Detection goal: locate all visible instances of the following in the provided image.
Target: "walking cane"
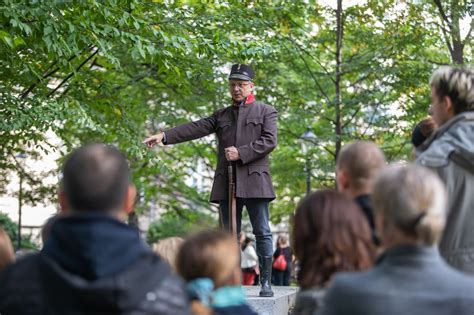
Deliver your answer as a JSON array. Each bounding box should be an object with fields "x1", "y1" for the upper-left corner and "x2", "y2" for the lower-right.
[{"x1": 227, "y1": 162, "x2": 237, "y2": 237}]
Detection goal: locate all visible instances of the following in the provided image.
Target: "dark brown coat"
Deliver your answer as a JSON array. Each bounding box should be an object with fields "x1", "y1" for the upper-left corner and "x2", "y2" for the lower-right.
[{"x1": 164, "y1": 101, "x2": 277, "y2": 203}]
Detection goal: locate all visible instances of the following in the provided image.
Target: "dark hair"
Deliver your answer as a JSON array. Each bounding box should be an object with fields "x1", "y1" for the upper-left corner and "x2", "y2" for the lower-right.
[
  {"x1": 430, "y1": 66, "x2": 474, "y2": 114},
  {"x1": 241, "y1": 236, "x2": 253, "y2": 251},
  {"x1": 62, "y1": 144, "x2": 131, "y2": 212},
  {"x1": 292, "y1": 190, "x2": 375, "y2": 289},
  {"x1": 411, "y1": 117, "x2": 437, "y2": 148}
]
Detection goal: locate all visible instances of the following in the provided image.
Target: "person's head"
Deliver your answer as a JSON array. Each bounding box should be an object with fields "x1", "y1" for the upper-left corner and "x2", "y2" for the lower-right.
[
  {"x1": 292, "y1": 190, "x2": 375, "y2": 289},
  {"x1": 177, "y1": 230, "x2": 240, "y2": 289},
  {"x1": 411, "y1": 117, "x2": 437, "y2": 149},
  {"x1": 429, "y1": 66, "x2": 474, "y2": 126},
  {"x1": 152, "y1": 237, "x2": 184, "y2": 273},
  {"x1": 228, "y1": 64, "x2": 255, "y2": 103},
  {"x1": 243, "y1": 236, "x2": 253, "y2": 246},
  {"x1": 373, "y1": 164, "x2": 447, "y2": 248},
  {"x1": 59, "y1": 143, "x2": 136, "y2": 220},
  {"x1": 336, "y1": 141, "x2": 386, "y2": 198},
  {"x1": 277, "y1": 235, "x2": 288, "y2": 247},
  {"x1": 0, "y1": 227, "x2": 15, "y2": 272}
]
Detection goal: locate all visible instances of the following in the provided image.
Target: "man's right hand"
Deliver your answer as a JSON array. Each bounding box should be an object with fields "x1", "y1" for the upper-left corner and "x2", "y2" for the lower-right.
[{"x1": 143, "y1": 132, "x2": 164, "y2": 148}]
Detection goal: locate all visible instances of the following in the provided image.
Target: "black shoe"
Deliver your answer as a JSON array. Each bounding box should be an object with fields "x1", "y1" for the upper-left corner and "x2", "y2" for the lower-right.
[{"x1": 258, "y1": 255, "x2": 274, "y2": 297}]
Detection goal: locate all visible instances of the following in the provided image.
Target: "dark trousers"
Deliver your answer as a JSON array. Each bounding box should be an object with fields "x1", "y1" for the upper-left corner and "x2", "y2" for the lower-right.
[
  {"x1": 219, "y1": 198, "x2": 273, "y2": 256},
  {"x1": 273, "y1": 267, "x2": 291, "y2": 286}
]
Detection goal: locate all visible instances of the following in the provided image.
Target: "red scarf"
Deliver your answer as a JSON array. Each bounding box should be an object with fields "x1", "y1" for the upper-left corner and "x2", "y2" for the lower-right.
[
  {"x1": 233, "y1": 93, "x2": 255, "y2": 106},
  {"x1": 245, "y1": 93, "x2": 255, "y2": 105}
]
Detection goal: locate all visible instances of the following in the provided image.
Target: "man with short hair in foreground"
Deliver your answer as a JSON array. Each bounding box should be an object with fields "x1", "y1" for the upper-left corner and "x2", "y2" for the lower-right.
[{"x1": 0, "y1": 144, "x2": 189, "y2": 314}]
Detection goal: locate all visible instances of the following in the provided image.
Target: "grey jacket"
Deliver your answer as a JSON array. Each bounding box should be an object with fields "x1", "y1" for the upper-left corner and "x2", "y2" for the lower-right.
[
  {"x1": 416, "y1": 112, "x2": 474, "y2": 273},
  {"x1": 164, "y1": 100, "x2": 277, "y2": 202},
  {"x1": 292, "y1": 287, "x2": 325, "y2": 315},
  {"x1": 316, "y1": 245, "x2": 474, "y2": 315}
]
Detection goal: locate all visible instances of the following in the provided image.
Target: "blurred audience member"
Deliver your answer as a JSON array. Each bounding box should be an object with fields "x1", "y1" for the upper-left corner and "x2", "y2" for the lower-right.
[
  {"x1": 0, "y1": 228, "x2": 15, "y2": 273},
  {"x1": 272, "y1": 235, "x2": 293, "y2": 286},
  {"x1": 153, "y1": 236, "x2": 184, "y2": 273},
  {"x1": 317, "y1": 164, "x2": 474, "y2": 315},
  {"x1": 336, "y1": 141, "x2": 386, "y2": 245},
  {"x1": 177, "y1": 230, "x2": 257, "y2": 315},
  {"x1": 0, "y1": 144, "x2": 189, "y2": 314},
  {"x1": 241, "y1": 236, "x2": 259, "y2": 286},
  {"x1": 292, "y1": 190, "x2": 375, "y2": 315},
  {"x1": 416, "y1": 66, "x2": 474, "y2": 273}
]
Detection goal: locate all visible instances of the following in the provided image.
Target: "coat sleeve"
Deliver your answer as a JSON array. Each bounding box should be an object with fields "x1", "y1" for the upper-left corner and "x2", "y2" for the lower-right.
[
  {"x1": 237, "y1": 107, "x2": 277, "y2": 165},
  {"x1": 164, "y1": 113, "x2": 217, "y2": 145}
]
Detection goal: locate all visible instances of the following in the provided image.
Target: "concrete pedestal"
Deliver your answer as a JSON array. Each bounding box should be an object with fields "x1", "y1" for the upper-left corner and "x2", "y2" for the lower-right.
[{"x1": 244, "y1": 286, "x2": 298, "y2": 315}]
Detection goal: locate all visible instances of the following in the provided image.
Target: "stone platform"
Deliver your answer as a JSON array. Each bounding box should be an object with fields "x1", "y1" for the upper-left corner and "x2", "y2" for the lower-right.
[{"x1": 244, "y1": 286, "x2": 299, "y2": 315}]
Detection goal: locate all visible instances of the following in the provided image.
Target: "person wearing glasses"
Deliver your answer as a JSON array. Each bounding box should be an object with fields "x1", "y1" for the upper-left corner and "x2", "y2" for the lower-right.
[{"x1": 144, "y1": 64, "x2": 278, "y2": 297}]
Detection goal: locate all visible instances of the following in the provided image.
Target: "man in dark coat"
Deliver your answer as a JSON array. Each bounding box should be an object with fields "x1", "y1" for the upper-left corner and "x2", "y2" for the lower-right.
[
  {"x1": 144, "y1": 64, "x2": 277, "y2": 296},
  {"x1": 0, "y1": 144, "x2": 189, "y2": 315}
]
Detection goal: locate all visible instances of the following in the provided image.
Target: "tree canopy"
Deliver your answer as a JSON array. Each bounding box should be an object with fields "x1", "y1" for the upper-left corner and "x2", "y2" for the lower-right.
[{"x1": 1, "y1": 1, "x2": 472, "y2": 226}]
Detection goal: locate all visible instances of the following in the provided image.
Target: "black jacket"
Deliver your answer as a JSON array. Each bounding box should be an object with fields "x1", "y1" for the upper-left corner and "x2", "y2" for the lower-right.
[{"x1": 0, "y1": 214, "x2": 189, "y2": 315}]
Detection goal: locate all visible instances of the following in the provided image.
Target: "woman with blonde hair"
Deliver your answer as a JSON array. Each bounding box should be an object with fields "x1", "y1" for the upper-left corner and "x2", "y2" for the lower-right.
[
  {"x1": 177, "y1": 230, "x2": 257, "y2": 315},
  {"x1": 317, "y1": 164, "x2": 474, "y2": 315}
]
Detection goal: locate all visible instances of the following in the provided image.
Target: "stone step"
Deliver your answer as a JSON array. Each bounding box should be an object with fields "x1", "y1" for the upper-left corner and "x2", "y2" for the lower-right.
[{"x1": 244, "y1": 286, "x2": 299, "y2": 315}]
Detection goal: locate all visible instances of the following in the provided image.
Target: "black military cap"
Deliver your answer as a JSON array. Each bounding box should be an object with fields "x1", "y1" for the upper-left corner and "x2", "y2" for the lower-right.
[{"x1": 229, "y1": 64, "x2": 255, "y2": 81}]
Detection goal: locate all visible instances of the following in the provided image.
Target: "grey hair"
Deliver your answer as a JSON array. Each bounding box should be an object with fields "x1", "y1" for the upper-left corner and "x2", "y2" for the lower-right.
[
  {"x1": 373, "y1": 164, "x2": 447, "y2": 245},
  {"x1": 430, "y1": 66, "x2": 474, "y2": 114}
]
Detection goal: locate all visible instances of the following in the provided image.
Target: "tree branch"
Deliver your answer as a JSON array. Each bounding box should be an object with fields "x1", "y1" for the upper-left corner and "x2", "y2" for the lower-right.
[
  {"x1": 47, "y1": 47, "x2": 98, "y2": 98},
  {"x1": 20, "y1": 45, "x2": 94, "y2": 99},
  {"x1": 462, "y1": 24, "x2": 472, "y2": 45},
  {"x1": 432, "y1": 0, "x2": 451, "y2": 27}
]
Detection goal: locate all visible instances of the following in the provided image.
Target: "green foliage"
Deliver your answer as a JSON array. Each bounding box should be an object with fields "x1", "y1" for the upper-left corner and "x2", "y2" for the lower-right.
[
  {"x1": 0, "y1": 212, "x2": 39, "y2": 250},
  {"x1": 146, "y1": 209, "x2": 217, "y2": 244},
  {"x1": 0, "y1": 1, "x2": 471, "y2": 226}
]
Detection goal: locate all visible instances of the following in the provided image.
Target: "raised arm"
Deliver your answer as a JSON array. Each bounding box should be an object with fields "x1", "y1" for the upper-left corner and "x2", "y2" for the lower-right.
[{"x1": 144, "y1": 114, "x2": 217, "y2": 147}]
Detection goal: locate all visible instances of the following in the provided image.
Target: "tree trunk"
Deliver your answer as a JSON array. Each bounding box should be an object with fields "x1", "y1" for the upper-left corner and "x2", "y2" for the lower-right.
[
  {"x1": 335, "y1": 0, "x2": 343, "y2": 161},
  {"x1": 433, "y1": 0, "x2": 465, "y2": 64},
  {"x1": 450, "y1": 0, "x2": 464, "y2": 64}
]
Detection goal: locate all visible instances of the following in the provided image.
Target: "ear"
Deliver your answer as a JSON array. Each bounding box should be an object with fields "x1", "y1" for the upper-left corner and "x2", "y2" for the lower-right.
[
  {"x1": 443, "y1": 95, "x2": 455, "y2": 118},
  {"x1": 58, "y1": 190, "x2": 69, "y2": 214},
  {"x1": 250, "y1": 82, "x2": 254, "y2": 90},
  {"x1": 124, "y1": 185, "x2": 137, "y2": 215},
  {"x1": 336, "y1": 169, "x2": 350, "y2": 192}
]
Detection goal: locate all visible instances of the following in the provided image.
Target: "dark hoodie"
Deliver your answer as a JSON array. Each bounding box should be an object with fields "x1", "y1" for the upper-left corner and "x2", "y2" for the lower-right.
[{"x1": 0, "y1": 213, "x2": 189, "y2": 315}]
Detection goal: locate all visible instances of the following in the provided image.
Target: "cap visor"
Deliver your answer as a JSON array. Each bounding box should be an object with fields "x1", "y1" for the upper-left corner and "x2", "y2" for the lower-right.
[{"x1": 229, "y1": 74, "x2": 252, "y2": 81}]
